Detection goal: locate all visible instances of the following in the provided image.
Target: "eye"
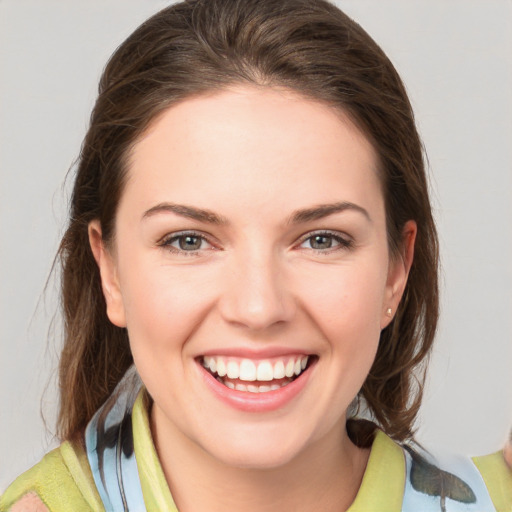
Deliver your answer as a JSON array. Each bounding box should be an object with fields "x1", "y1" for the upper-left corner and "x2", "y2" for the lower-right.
[
  {"x1": 159, "y1": 231, "x2": 214, "y2": 254},
  {"x1": 298, "y1": 231, "x2": 353, "y2": 252}
]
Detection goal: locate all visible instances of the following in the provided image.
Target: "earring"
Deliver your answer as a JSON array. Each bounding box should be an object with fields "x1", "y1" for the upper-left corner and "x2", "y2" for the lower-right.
[{"x1": 386, "y1": 307, "x2": 392, "y2": 317}]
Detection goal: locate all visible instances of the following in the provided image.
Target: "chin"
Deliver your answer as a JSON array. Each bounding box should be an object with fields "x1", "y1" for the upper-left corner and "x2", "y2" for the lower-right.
[
  {"x1": 197, "y1": 423, "x2": 316, "y2": 471},
  {"x1": 210, "y1": 445, "x2": 301, "y2": 471}
]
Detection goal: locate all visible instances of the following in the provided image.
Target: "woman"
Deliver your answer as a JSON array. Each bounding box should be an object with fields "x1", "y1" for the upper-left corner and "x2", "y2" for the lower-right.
[{"x1": 1, "y1": 0, "x2": 511, "y2": 511}]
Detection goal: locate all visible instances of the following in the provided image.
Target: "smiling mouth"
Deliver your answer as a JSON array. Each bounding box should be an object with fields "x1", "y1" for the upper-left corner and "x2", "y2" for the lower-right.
[{"x1": 200, "y1": 355, "x2": 315, "y2": 393}]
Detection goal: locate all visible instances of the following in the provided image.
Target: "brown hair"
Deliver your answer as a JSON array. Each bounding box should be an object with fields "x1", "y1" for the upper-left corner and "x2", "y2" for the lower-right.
[{"x1": 57, "y1": 0, "x2": 438, "y2": 442}]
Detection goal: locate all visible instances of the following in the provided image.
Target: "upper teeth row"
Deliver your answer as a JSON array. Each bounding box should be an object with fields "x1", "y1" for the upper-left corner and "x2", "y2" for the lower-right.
[{"x1": 202, "y1": 355, "x2": 309, "y2": 381}]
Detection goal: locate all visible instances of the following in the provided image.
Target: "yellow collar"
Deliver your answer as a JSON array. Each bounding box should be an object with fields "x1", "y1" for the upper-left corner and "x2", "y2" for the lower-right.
[{"x1": 132, "y1": 390, "x2": 405, "y2": 512}]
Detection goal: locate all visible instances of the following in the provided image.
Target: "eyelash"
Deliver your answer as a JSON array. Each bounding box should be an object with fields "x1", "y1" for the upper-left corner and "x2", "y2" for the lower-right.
[
  {"x1": 296, "y1": 230, "x2": 354, "y2": 254},
  {"x1": 158, "y1": 230, "x2": 353, "y2": 256},
  {"x1": 158, "y1": 230, "x2": 215, "y2": 256}
]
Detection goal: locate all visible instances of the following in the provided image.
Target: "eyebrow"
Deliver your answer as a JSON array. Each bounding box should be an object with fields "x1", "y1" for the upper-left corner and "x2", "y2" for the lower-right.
[
  {"x1": 142, "y1": 200, "x2": 370, "y2": 225},
  {"x1": 142, "y1": 203, "x2": 228, "y2": 225},
  {"x1": 289, "y1": 201, "x2": 371, "y2": 224}
]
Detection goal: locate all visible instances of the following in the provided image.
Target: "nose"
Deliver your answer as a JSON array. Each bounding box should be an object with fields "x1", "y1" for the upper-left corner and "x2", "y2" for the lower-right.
[{"x1": 219, "y1": 249, "x2": 296, "y2": 331}]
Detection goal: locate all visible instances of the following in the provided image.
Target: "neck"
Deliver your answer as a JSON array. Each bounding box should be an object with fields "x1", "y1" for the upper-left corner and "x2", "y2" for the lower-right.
[{"x1": 151, "y1": 407, "x2": 370, "y2": 512}]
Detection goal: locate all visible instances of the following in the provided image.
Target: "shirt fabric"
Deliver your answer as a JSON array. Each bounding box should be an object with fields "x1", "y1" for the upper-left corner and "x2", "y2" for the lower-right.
[{"x1": 2, "y1": 388, "x2": 511, "y2": 512}]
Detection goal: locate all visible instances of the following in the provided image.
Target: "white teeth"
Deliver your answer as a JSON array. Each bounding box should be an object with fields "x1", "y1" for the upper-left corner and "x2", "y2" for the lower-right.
[
  {"x1": 226, "y1": 361, "x2": 239, "y2": 379},
  {"x1": 256, "y1": 361, "x2": 274, "y2": 381},
  {"x1": 273, "y1": 360, "x2": 285, "y2": 379},
  {"x1": 204, "y1": 356, "x2": 216, "y2": 372},
  {"x1": 239, "y1": 359, "x2": 257, "y2": 381},
  {"x1": 203, "y1": 355, "x2": 311, "y2": 384},
  {"x1": 230, "y1": 380, "x2": 291, "y2": 393},
  {"x1": 285, "y1": 359, "x2": 295, "y2": 378},
  {"x1": 216, "y1": 358, "x2": 227, "y2": 377}
]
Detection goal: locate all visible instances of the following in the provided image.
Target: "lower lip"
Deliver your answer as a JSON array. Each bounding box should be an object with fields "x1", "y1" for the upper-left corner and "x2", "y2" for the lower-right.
[{"x1": 200, "y1": 363, "x2": 314, "y2": 413}]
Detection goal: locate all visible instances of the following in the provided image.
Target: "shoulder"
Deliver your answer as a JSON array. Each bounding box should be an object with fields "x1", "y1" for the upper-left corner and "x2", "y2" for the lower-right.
[
  {"x1": 0, "y1": 441, "x2": 103, "y2": 512},
  {"x1": 472, "y1": 450, "x2": 512, "y2": 512},
  {"x1": 401, "y1": 443, "x2": 512, "y2": 512}
]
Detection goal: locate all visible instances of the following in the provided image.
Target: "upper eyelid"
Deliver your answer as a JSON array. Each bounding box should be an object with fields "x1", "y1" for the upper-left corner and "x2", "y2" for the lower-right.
[
  {"x1": 294, "y1": 230, "x2": 354, "y2": 253},
  {"x1": 158, "y1": 231, "x2": 217, "y2": 257},
  {"x1": 296, "y1": 229, "x2": 352, "y2": 243},
  {"x1": 158, "y1": 230, "x2": 212, "y2": 244},
  {"x1": 156, "y1": 229, "x2": 352, "y2": 249}
]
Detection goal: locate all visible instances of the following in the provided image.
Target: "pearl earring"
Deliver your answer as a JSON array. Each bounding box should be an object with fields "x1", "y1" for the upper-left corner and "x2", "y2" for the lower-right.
[{"x1": 386, "y1": 308, "x2": 392, "y2": 317}]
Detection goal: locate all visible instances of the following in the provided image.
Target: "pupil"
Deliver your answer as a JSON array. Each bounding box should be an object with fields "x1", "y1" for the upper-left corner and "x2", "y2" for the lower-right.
[
  {"x1": 312, "y1": 235, "x2": 331, "y2": 249},
  {"x1": 179, "y1": 236, "x2": 201, "y2": 250}
]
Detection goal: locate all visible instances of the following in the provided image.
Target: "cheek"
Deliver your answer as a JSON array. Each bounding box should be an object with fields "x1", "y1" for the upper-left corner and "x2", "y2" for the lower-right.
[
  {"x1": 295, "y1": 259, "x2": 388, "y2": 338},
  {"x1": 119, "y1": 262, "x2": 221, "y2": 411},
  {"x1": 117, "y1": 252, "x2": 219, "y2": 362},
  {"x1": 294, "y1": 259, "x2": 387, "y2": 390}
]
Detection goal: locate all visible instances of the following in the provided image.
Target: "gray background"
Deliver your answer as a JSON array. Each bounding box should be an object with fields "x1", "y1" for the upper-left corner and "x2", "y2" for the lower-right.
[{"x1": 1, "y1": 0, "x2": 511, "y2": 492}]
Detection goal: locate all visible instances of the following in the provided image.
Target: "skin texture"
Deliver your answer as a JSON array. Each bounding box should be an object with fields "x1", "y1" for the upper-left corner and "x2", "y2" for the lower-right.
[
  {"x1": 11, "y1": 492, "x2": 49, "y2": 512},
  {"x1": 89, "y1": 86, "x2": 415, "y2": 512}
]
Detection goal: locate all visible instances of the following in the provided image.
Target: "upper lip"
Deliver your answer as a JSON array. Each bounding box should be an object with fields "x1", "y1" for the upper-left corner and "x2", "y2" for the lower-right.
[
  {"x1": 196, "y1": 342, "x2": 314, "y2": 359},
  {"x1": 198, "y1": 346, "x2": 315, "y2": 359}
]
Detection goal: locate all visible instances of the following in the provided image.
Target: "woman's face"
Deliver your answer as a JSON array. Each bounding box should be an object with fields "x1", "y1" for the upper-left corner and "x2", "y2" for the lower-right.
[{"x1": 91, "y1": 86, "x2": 413, "y2": 469}]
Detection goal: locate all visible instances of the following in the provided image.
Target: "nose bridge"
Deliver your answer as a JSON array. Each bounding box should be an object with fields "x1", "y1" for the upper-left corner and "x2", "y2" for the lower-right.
[{"x1": 220, "y1": 241, "x2": 294, "y2": 330}]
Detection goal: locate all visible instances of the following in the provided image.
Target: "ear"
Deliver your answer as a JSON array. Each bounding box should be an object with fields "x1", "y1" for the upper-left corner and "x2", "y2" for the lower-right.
[
  {"x1": 381, "y1": 220, "x2": 417, "y2": 329},
  {"x1": 88, "y1": 220, "x2": 127, "y2": 328}
]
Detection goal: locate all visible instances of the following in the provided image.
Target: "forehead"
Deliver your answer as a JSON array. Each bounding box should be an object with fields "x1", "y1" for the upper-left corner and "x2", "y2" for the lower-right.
[{"x1": 122, "y1": 85, "x2": 383, "y2": 220}]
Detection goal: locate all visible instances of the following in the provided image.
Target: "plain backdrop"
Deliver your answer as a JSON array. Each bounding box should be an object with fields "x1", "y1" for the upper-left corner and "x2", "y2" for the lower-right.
[{"x1": 1, "y1": 0, "x2": 511, "y2": 492}]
